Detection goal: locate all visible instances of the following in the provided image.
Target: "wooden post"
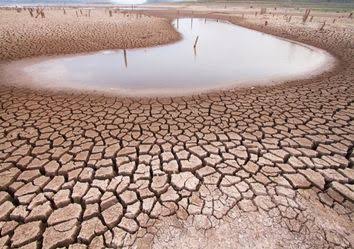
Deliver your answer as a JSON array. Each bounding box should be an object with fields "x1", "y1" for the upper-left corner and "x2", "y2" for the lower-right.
[
  {"x1": 193, "y1": 36, "x2": 199, "y2": 48},
  {"x1": 302, "y1": 9, "x2": 310, "y2": 23},
  {"x1": 34, "y1": 8, "x2": 39, "y2": 18},
  {"x1": 123, "y1": 49, "x2": 128, "y2": 68}
]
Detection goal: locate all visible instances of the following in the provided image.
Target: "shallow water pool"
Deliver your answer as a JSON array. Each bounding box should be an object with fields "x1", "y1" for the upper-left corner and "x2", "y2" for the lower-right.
[{"x1": 2, "y1": 18, "x2": 334, "y2": 96}]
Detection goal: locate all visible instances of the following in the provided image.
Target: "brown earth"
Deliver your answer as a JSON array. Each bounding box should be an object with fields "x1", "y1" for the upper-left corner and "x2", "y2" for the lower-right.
[
  {"x1": 0, "y1": 8, "x2": 180, "y2": 61},
  {"x1": 0, "y1": 4, "x2": 353, "y2": 249}
]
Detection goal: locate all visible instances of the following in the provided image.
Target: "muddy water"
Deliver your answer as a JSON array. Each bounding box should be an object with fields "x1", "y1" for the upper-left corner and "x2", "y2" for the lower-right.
[{"x1": 1, "y1": 18, "x2": 335, "y2": 96}]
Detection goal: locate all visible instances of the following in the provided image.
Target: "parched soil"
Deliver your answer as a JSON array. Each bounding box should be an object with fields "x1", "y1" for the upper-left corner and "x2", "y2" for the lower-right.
[
  {"x1": 0, "y1": 5, "x2": 353, "y2": 249},
  {"x1": 0, "y1": 8, "x2": 180, "y2": 61}
]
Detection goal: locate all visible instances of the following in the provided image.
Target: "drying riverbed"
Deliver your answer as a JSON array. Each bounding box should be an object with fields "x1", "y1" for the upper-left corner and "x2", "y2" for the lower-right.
[
  {"x1": 1, "y1": 18, "x2": 334, "y2": 96},
  {"x1": 0, "y1": 6, "x2": 353, "y2": 249}
]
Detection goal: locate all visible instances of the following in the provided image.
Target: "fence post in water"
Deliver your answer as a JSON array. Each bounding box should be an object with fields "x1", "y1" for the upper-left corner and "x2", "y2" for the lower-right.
[
  {"x1": 191, "y1": 18, "x2": 193, "y2": 29},
  {"x1": 63, "y1": 8, "x2": 66, "y2": 15},
  {"x1": 109, "y1": 10, "x2": 112, "y2": 17},
  {"x1": 193, "y1": 36, "x2": 199, "y2": 48},
  {"x1": 123, "y1": 49, "x2": 128, "y2": 68}
]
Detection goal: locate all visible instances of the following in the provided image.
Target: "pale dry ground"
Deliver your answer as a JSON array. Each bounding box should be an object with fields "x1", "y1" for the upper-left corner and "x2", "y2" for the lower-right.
[
  {"x1": 0, "y1": 8, "x2": 180, "y2": 61},
  {"x1": 0, "y1": 4, "x2": 354, "y2": 249}
]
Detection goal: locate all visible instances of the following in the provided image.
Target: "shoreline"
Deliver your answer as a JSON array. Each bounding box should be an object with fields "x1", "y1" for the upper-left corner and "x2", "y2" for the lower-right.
[
  {"x1": 0, "y1": 48, "x2": 337, "y2": 99},
  {"x1": 0, "y1": 8, "x2": 347, "y2": 99}
]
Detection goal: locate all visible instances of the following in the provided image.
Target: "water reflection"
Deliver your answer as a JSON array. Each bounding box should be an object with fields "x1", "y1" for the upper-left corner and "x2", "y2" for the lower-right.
[{"x1": 3, "y1": 18, "x2": 334, "y2": 96}]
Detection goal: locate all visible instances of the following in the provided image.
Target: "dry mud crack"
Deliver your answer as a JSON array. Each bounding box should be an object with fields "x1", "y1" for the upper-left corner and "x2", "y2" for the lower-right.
[{"x1": 0, "y1": 7, "x2": 354, "y2": 249}]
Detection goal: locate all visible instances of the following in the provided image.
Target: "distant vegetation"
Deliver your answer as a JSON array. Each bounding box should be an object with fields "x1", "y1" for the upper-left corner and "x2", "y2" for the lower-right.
[{"x1": 193, "y1": 0, "x2": 354, "y2": 11}]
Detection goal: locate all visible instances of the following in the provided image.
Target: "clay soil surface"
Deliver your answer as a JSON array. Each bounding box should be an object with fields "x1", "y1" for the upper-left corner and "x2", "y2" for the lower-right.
[{"x1": 0, "y1": 4, "x2": 353, "y2": 249}]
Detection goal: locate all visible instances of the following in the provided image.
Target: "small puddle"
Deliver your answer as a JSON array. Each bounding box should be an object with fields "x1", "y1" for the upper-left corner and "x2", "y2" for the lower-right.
[{"x1": 1, "y1": 18, "x2": 335, "y2": 96}]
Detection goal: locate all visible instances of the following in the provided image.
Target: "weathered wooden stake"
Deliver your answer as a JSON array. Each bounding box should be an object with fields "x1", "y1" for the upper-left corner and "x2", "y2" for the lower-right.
[
  {"x1": 193, "y1": 36, "x2": 199, "y2": 48},
  {"x1": 302, "y1": 9, "x2": 311, "y2": 23},
  {"x1": 123, "y1": 49, "x2": 128, "y2": 68}
]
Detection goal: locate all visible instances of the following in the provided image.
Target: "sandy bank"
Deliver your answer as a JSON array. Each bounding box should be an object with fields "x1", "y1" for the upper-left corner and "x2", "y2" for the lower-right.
[{"x1": 0, "y1": 8, "x2": 180, "y2": 61}]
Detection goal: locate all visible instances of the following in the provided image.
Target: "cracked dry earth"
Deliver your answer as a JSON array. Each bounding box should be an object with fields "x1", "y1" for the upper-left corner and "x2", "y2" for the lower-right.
[{"x1": 1, "y1": 9, "x2": 354, "y2": 249}]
